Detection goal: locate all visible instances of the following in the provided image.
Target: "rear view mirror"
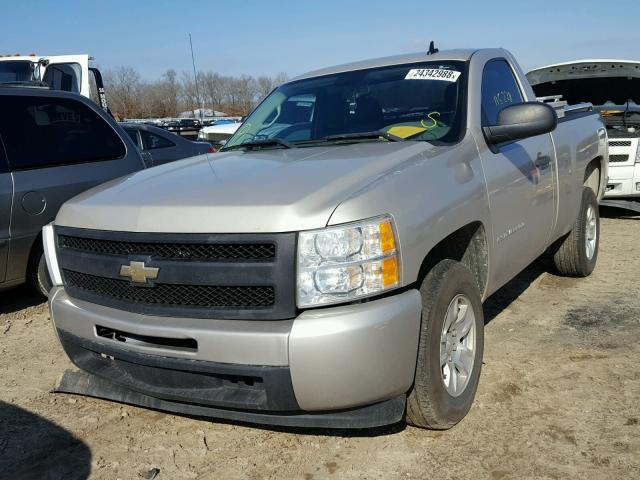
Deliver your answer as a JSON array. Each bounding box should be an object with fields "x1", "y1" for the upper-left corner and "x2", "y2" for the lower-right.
[{"x1": 483, "y1": 102, "x2": 557, "y2": 147}]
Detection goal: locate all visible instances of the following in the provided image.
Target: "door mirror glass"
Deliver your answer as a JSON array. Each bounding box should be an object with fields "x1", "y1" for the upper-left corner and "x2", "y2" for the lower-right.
[{"x1": 483, "y1": 102, "x2": 557, "y2": 146}]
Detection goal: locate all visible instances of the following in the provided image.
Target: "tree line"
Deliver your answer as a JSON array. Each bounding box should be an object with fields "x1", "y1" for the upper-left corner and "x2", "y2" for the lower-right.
[{"x1": 102, "y1": 67, "x2": 288, "y2": 120}]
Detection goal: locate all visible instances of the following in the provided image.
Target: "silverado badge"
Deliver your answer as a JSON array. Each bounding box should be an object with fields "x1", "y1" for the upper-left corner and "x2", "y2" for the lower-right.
[{"x1": 119, "y1": 261, "x2": 159, "y2": 284}]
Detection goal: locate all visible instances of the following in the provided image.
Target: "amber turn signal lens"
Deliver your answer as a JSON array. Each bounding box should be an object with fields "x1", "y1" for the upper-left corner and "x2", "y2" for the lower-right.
[
  {"x1": 379, "y1": 221, "x2": 396, "y2": 254},
  {"x1": 382, "y1": 256, "x2": 399, "y2": 287}
]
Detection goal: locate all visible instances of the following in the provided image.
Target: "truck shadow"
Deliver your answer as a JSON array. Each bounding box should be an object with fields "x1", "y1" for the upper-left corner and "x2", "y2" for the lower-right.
[
  {"x1": 483, "y1": 253, "x2": 554, "y2": 325},
  {"x1": 599, "y1": 205, "x2": 640, "y2": 220},
  {"x1": 0, "y1": 285, "x2": 45, "y2": 315},
  {"x1": 0, "y1": 401, "x2": 91, "y2": 479}
]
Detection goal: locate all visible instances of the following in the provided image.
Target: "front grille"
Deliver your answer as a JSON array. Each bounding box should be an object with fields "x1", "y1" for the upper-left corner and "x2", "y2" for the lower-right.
[
  {"x1": 56, "y1": 227, "x2": 296, "y2": 320},
  {"x1": 63, "y1": 270, "x2": 275, "y2": 309},
  {"x1": 59, "y1": 235, "x2": 275, "y2": 261},
  {"x1": 609, "y1": 154, "x2": 629, "y2": 163},
  {"x1": 609, "y1": 140, "x2": 632, "y2": 147}
]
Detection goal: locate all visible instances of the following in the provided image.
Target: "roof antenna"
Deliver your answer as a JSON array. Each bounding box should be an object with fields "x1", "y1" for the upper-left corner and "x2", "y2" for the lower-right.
[{"x1": 427, "y1": 41, "x2": 439, "y2": 55}]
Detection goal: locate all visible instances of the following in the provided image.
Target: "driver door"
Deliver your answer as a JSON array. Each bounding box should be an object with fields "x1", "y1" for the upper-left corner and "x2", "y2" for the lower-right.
[{"x1": 479, "y1": 59, "x2": 556, "y2": 287}]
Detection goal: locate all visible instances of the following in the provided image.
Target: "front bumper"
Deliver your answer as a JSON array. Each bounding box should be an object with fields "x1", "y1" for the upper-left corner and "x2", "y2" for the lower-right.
[
  {"x1": 604, "y1": 164, "x2": 640, "y2": 197},
  {"x1": 49, "y1": 287, "x2": 421, "y2": 427}
]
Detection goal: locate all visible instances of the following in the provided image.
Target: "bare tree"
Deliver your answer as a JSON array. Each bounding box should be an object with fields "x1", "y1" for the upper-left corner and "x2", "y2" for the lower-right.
[
  {"x1": 104, "y1": 66, "x2": 142, "y2": 119},
  {"x1": 103, "y1": 66, "x2": 289, "y2": 118}
]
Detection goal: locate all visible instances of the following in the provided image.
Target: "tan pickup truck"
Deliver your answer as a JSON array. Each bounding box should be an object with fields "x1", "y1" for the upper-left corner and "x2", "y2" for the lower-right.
[{"x1": 46, "y1": 48, "x2": 607, "y2": 429}]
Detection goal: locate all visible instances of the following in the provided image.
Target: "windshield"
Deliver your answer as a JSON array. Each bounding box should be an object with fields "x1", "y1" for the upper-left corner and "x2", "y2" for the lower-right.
[
  {"x1": 224, "y1": 61, "x2": 466, "y2": 149},
  {"x1": 0, "y1": 60, "x2": 35, "y2": 83}
]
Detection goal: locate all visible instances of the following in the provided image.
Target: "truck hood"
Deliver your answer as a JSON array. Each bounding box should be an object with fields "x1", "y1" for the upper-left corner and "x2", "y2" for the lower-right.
[
  {"x1": 56, "y1": 141, "x2": 439, "y2": 233},
  {"x1": 527, "y1": 59, "x2": 640, "y2": 106}
]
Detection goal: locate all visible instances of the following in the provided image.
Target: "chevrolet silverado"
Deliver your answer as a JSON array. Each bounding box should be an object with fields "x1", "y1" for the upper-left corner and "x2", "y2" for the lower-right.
[{"x1": 46, "y1": 48, "x2": 607, "y2": 429}]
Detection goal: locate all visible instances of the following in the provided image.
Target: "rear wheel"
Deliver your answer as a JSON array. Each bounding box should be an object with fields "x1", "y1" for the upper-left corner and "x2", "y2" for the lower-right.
[
  {"x1": 406, "y1": 260, "x2": 484, "y2": 429},
  {"x1": 553, "y1": 188, "x2": 599, "y2": 277}
]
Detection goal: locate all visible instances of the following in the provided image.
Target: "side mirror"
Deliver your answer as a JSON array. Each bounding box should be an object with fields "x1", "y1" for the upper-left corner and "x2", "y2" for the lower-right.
[{"x1": 483, "y1": 102, "x2": 557, "y2": 147}]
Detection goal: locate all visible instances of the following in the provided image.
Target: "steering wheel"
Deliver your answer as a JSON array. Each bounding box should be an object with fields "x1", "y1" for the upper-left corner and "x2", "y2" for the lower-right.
[{"x1": 275, "y1": 122, "x2": 312, "y2": 140}]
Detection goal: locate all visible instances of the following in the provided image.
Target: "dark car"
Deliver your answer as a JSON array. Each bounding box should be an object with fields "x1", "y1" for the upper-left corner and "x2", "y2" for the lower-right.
[
  {"x1": 121, "y1": 123, "x2": 213, "y2": 166},
  {"x1": 0, "y1": 86, "x2": 148, "y2": 296}
]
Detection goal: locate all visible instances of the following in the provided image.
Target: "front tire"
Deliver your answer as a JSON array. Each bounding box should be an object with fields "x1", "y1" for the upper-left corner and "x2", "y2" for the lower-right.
[
  {"x1": 553, "y1": 188, "x2": 599, "y2": 277},
  {"x1": 406, "y1": 260, "x2": 484, "y2": 429}
]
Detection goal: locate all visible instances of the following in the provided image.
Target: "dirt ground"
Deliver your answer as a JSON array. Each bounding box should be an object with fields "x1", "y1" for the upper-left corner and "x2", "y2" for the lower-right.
[{"x1": 1, "y1": 211, "x2": 639, "y2": 480}]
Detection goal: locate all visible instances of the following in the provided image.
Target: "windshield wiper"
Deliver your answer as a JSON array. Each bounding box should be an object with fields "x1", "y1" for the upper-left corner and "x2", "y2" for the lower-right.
[
  {"x1": 294, "y1": 130, "x2": 405, "y2": 146},
  {"x1": 323, "y1": 130, "x2": 404, "y2": 142},
  {"x1": 222, "y1": 138, "x2": 295, "y2": 151}
]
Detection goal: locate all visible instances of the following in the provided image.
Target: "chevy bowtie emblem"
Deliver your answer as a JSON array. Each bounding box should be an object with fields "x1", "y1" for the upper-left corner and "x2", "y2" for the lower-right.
[{"x1": 119, "y1": 261, "x2": 159, "y2": 284}]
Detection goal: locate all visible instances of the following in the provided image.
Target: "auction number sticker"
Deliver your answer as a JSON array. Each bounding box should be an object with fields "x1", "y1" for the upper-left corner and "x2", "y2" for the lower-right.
[{"x1": 405, "y1": 68, "x2": 461, "y2": 82}]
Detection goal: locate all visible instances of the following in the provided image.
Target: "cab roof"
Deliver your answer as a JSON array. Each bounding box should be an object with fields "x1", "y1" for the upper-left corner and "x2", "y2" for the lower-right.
[{"x1": 290, "y1": 48, "x2": 480, "y2": 82}]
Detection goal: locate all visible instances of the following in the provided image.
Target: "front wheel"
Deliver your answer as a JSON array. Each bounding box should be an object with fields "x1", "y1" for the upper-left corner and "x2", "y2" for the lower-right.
[
  {"x1": 553, "y1": 188, "x2": 599, "y2": 277},
  {"x1": 406, "y1": 260, "x2": 484, "y2": 429}
]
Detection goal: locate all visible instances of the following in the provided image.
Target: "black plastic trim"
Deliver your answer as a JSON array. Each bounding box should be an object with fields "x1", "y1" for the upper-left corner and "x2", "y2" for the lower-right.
[
  {"x1": 54, "y1": 368, "x2": 406, "y2": 429},
  {"x1": 58, "y1": 329, "x2": 300, "y2": 411}
]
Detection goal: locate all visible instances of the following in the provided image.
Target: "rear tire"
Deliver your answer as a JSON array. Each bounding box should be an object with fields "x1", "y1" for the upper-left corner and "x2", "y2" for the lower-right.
[
  {"x1": 27, "y1": 249, "x2": 52, "y2": 298},
  {"x1": 553, "y1": 188, "x2": 599, "y2": 277},
  {"x1": 406, "y1": 260, "x2": 484, "y2": 429}
]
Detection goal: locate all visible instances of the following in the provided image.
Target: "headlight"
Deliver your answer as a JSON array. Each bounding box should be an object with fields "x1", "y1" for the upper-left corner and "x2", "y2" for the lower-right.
[
  {"x1": 297, "y1": 215, "x2": 400, "y2": 307},
  {"x1": 636, "y1": 142, "x2": 640, "y2": 163},
  {"x1": 42, "y1": 223, "x2": 63, "y2": 286}
]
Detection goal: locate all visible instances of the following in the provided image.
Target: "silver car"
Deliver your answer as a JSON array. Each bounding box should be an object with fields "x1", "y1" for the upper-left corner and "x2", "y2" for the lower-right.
[{"x1": 0, "y1": 87, "x2": 145, "y2": 295}]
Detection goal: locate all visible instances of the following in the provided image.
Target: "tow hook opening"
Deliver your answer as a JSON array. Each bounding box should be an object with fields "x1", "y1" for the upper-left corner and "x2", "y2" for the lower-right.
[{"x1": 95, "y1": 325, "x2": 198, "y2": 352}]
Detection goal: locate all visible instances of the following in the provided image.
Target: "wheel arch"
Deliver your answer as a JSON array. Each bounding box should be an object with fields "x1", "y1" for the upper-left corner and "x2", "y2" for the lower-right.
[
  {"x1": 584, "y1": 156, "x2": 604, "y2": 200},
  {"x1": 415, "y1": 221, "x2": 489, "y2": 297}
]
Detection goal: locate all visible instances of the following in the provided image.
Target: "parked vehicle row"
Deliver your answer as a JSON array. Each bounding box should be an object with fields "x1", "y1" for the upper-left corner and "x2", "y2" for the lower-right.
[
  {"x1": 45, "y1": 48, "x2": 607, "y2": 430},
  {"x1": 160, "y1": 118, "x2": 202, "y2": 137}
]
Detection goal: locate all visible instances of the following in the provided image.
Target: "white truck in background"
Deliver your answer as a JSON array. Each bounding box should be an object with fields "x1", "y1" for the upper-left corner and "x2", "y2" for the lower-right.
[
  {"x1": 197, "y1": 121, "x2": 242, "y2": 149},
  {"x1": 528, "y1": 60, "x2": 640, "y2": 202},
  {"x1": 0, "y1": 54, "x2": 108, "y2": 111}
]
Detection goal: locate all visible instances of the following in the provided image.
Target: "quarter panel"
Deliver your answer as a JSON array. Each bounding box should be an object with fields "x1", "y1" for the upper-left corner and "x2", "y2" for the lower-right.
[
  {"x1": 6, "y1": 158, "x2": 141, "y2": 281},
  {"x1": 549, "y1": 115, "x2": 606, "y2": 241},
  {"x1": 10, "y1": 159, "x2": 141, "y2": 240}
]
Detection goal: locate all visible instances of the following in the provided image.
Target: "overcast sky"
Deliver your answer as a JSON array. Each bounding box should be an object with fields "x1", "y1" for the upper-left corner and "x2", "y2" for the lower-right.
[{"x1": 3, "y1": 0, "x2": 639, "y2": 79}]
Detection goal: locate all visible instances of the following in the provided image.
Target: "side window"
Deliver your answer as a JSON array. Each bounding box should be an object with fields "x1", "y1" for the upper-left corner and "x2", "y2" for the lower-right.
[
  {"x1": 124, "y1": 128, "x2": 140, "y2": 148},
  {"x1": 42, "y1": 63, "x2": 82, "y2": 94},
  {"x1": 0, "y1": 95, "x2": 126, "y2": 170},
  {"x1": 481, "y1": 60, "x2": 524, "y2": 126},
  {"x1": 141, "y1": 130, "x2": 174, "y2": 150}
]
